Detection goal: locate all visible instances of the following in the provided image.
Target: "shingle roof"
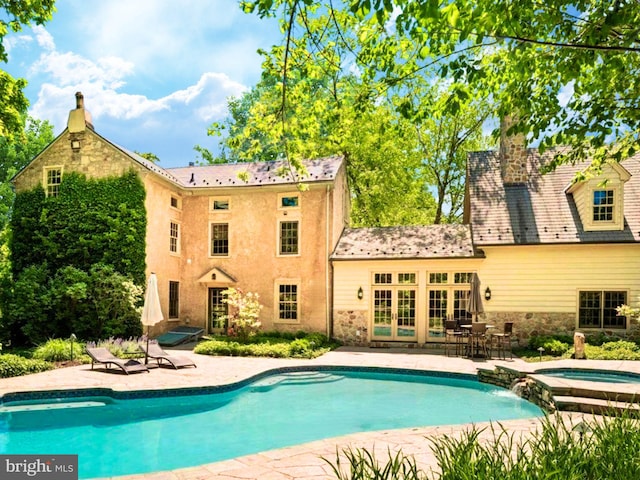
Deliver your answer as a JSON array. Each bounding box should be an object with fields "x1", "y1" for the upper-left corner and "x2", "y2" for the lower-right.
[
  {"x1": 468, "y1": 149, "x2": 640, "y2": 245},
  {"x1": 331, "y1": 224, "x2": 478, "y2": 260},
  {"x1": 166, "y1": 156, "x2": 344, "y2": 188}
]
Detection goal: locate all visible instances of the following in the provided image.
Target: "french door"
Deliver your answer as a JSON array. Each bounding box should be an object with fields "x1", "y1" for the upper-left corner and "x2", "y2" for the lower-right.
[
  {"x1": 372, "y1": 287, "x2": 417, "y2": 341},
  {"x1": 208, "y1": 287, "x2": 228, "y2": 333},
  {"x1": 427, "y1": 288, "x2": 472, "y2": 340}
]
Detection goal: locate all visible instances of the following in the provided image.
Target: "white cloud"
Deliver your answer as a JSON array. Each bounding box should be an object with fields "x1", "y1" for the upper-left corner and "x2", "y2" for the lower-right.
[{"x1": 33, "y1": 26, "x2": 55, "y2": 51}]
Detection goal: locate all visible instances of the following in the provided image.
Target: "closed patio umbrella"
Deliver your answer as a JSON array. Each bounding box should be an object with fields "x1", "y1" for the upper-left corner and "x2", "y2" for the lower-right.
[
  {"x1": 468, "y1": 272, "x2": 484, "y2": 322},
  {"x1": 141, "y1": 273, "x2": 163, "y2": 364}
]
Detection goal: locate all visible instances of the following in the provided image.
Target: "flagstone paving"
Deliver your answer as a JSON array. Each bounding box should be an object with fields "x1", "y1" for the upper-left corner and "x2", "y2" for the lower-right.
[{"x1": 1, "y1": 345, "x2": 639, "y2": 479}]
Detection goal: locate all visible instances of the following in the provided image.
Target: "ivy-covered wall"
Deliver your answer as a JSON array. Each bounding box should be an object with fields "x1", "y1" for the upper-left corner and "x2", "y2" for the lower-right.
[
  {"x1": 10, "y1": 170, "x2": 146, "y2": 283},
  {"x1": 3, "y1": 170, "x2": 147, "y2": 344}
]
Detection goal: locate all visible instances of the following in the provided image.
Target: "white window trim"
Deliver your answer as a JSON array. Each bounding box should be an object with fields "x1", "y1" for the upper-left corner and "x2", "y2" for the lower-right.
[
  {"x1": 278, "y1": 192, "x2": 301, "y2": 210},
  {"x1": 585, "y1": 184, "x2": 623, "y2": 231},
  {"x1": 210, "y1": 196, "x2": 231, "y2": 212},
  {"x1": 209, "y1": 221, "x2": 230, "y2": 258},
  {"x1": 274, "y1": 279, "x2": 301, "y2": 324},
  {"x1": 169, "y1": 220, "x2": 181, "y2": 255},
  {"x1": 43, "y1": 165, "x2": 64, "y2": 197},
  {"x1": 170, "y1": 195, "x2": 182, "y2": 211},
  {"x1": 277, "y1": 219, "x2": 301, "y2": 257}
]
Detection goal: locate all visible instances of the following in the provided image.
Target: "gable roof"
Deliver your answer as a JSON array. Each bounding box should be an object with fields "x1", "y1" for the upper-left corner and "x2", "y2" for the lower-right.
[
  {"x1": 467, "y1": 149, "x2": 640, "y2": 245},
  {"x1": 331, "y1": 224, "x2": 478, "y2": 260},
  {"x1": 167, "y1": 156, "x2": 344, "y2": 188}
]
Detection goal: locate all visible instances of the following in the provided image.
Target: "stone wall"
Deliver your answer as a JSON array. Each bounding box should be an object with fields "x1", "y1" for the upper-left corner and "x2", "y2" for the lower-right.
[
  {"x1": 13, "y1": 129, "x2": 140, "y2": 193},
  {"x1": 333, "y1": 310, "x2": 368, "y2": 346}
]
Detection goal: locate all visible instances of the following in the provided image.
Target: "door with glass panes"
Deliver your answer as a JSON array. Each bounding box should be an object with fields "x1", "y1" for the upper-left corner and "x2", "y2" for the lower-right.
[
  {"x1": 427, "y1": 272, "x2": 474, "y2": 341},
  {"x1": 371, "y1": 272, "x2": 417, "y2": 341}
]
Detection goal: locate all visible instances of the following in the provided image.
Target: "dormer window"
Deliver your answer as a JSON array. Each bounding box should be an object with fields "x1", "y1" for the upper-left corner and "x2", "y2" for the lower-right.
[
  {"x1": 564, "y1": 161, "x2": 629, "y2": 232},
  {"x1": 592, "y1": 190, "x2": 614, "y2": 222}
]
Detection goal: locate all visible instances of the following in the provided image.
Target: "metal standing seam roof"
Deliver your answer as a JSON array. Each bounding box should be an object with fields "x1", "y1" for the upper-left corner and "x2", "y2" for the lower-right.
[
  {"x1": 166, "y1": 156, "x2": 344, "y2": 188},
  {"x1": 331, "y1": 224, "x2": 478, "y2": 260},
  {"x1": 467, "y1": 149, "x2": 640, "y2": 245}
]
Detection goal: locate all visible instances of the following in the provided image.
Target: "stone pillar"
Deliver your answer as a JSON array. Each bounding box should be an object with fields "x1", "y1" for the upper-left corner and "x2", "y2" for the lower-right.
[
  {"x1": 499, "y1": 115, "x2": 528, "y2": 184},
  {"x1": 574, "y1": 332, "x2": 586, "y2": 359}
]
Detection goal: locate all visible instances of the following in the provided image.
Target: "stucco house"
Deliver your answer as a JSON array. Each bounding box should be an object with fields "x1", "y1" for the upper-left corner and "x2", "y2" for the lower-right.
[
  {"x1": 331, "y1": 121, "x2": 640, "y2": 345},
  {"x1": 12, "y1": 93, "x2": 350, "y2": 337},
  {"x1": 11, "y1": 94, "x2": 640, "y2": 345}
]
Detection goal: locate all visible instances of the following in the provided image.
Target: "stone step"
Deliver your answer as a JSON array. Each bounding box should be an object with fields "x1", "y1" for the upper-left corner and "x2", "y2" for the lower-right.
[{"x1": 553, "y1": 395, "x2": 640, "y2": 416}]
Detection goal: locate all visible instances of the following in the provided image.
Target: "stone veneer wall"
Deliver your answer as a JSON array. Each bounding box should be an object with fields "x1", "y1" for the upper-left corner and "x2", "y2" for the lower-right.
[
  {"x1": 13, "y1": 129, "x2": 140, "y2": 192},
  {"x1": 478, "y1": 366, "x2": 556, "y2": 413},
  {"x1": 482, "y1": 311, "x2": 640, "y2": 345},
  {"x1": 499, "y1": 116, "x2": 528, "y2": 184},
  {"x1": 333, "y1": 310, "x2": 369, "y2": 346}
]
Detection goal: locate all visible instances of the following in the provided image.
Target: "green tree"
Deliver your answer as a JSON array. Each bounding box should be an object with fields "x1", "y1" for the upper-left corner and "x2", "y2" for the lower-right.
[
  {"x1": 0, "y1": 1, "x2": 56, "y2": 140},
  {"x1": 204, "y1": 9, "x2": 492, "y2": 225},
  {"x1": 243, "y1": 0, "x2": 640, "y2": 170},
  {"x1": 0, "y1": 117, "x2": 55, "y2": 230}
]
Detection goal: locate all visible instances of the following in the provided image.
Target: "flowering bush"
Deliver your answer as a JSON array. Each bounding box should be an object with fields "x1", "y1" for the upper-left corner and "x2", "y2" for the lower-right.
[{"x1": 221, "y1": 288, "x2": 263, "y2": 342}]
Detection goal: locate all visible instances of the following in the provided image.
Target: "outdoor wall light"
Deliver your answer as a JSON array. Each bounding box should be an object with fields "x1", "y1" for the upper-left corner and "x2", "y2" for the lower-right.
[
  {"x1": 484, "y1": 287, "x2": 492, "y2": 301},
  {"x1": 357, "y1": 286, "x2": 364, "y2": 300}
]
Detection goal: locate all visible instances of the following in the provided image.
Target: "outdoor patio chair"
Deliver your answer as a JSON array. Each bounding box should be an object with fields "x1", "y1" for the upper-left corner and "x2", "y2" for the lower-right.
[
  {"x1": 86, "y1": 347, "x2": 150, "y2": 374},
  {"x1": 466, "y1": 322, "x2": 489, "y2": 358},
  {"x1": 491, "y1": 322, "x2": 513, "y2": 359},
  {"x1": 139, "y1": 342, "x2": 197, "y2": 369},
  {"x1": 444, "y1": 320, "x2": 464, "y2": 356}
]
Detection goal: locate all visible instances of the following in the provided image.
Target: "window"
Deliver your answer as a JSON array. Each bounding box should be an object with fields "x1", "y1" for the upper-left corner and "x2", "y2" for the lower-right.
[
  {"x1": 170, "y1": 196, "x2": 180, "y2": 209},
  {"x1": 429, "y1": 272, "x2": 448, "y2": 284},
  {"x1": 398, "y1": 273, "x2": 416, "y2": 284},
  {"x1": 280, "y1": 194, "x2": 299, "y2": 208},
  {"x1": 169, "y1": 281, "x2": 179, "y2": 318},
  {"x1": 374, "y1": 273, "x2": 392, "y2": 284},
  {"x1": 211, "y1": 223, "x2": 229, "y2": 256},
  {"x1": 578, "y1": 290, "x2": 627, "y2": 329},
  {"x1": 278, "y1": 284, "x2": 298, "y2": 321},
  {"x1": 212, "y1": 197, "x2": 230, "y2": 211},
  {"x1": 454, "y1": 272, "x2": 473, "y2": 284},
  {"x1": 593, "y1": 190, "x2": 614, "y2": 222},
  {"x1": 279, "y1": 221, "x2": 299, "y2": 255},
  {"x1": 169, "y1": 222, "x2": 180, "y2": 253},
  {"x1": 44, "y1": 167, "x2": 62, "y2": 197}
]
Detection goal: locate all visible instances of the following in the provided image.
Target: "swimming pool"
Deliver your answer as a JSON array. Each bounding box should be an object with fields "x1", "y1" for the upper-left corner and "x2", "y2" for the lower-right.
[
  {"x1": 537, "y1": 369, "x2": 640, "y2": 384},
  {"x1": 0, "y1": 368, "x2": 543, "y2": 479}
]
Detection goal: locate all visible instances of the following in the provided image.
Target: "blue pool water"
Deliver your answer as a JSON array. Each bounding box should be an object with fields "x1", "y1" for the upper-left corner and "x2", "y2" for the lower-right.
[
  {"x1": 0, "y1": 369, "x2": 543, "y2": 479},
  {"x1": 538, "y1": 369, "x2": 640, "y2": 384}
]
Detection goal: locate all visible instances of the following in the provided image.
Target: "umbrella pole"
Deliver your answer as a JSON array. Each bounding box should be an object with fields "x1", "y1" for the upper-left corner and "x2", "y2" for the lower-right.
[{"x1": 145, "y1": 326, "x2": 150, "y2": 364}]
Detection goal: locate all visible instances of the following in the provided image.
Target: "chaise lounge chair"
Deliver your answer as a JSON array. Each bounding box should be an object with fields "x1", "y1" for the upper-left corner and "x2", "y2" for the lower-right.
[
  {"x1": 86, "y1": 347, "x2": 150, "y2": 374},
  {"x1": 139, "y1": 342, "x2": 197, "y2": 369}
]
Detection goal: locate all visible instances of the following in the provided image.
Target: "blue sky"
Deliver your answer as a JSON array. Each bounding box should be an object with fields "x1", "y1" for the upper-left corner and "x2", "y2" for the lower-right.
[{"x1": 4, "y1": 0, "x2": 281, "y2": 168}]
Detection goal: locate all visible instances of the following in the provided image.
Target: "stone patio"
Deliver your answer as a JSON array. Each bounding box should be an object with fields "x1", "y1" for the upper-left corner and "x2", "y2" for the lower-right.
[{"x1": 2, "y1": 346, "x2": 638, "y2": 480}]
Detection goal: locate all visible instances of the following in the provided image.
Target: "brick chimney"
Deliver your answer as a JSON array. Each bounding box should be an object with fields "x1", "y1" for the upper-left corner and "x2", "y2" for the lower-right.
[
  {"x1": 67, "y1": 91, "x2": 94, "y2": 132},
  {"x1": 499, "y1": 115, "x2": 528, "y2": 184}
]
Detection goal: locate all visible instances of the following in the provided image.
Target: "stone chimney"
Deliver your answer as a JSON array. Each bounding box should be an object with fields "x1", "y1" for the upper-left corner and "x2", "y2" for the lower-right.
[
  {"x1": 67, "y1": 91, "x2": 94, "y2": 132},
  {"x1": 499, "y1": 115, "x2": 528, "y2": 184}
]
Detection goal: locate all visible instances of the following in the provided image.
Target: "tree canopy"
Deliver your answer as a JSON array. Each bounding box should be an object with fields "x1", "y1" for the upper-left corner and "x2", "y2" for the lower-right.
[
  {"x1": 242, "y1": 0, "x2": 640, "y2": 170},
  {"x1": 203, "y1": 6, "x2": 491, "y2": 225},
  {"x1": 0, "y1": 0, "x2": 56, "y2": 140}
]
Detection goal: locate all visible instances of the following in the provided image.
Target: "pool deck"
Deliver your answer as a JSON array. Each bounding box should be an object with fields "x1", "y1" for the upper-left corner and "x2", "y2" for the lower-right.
[{"x1": 1, "y1": 346, "x2": 639, "y2": 480}]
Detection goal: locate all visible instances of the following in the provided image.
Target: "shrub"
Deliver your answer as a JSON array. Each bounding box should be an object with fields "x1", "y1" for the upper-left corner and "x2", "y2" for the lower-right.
[
  {"x1": 86, "y1": 337, "x2": 145, "y2": 358},
  {"x1": 32, "y1": 338, "x2": 86, "y2": 362},
  {"x1": 584, "y1": 342, "x2": 640, "y2": 360},
  {"x1": 0, "y1": 354, "x2": 53, "y2": 378},
  {"x1": 528, "y1": 335, "x2": 571, "y2": 356},
  {"x1": 221, "y1": 288, "x2": 262, "y2": 342}
]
